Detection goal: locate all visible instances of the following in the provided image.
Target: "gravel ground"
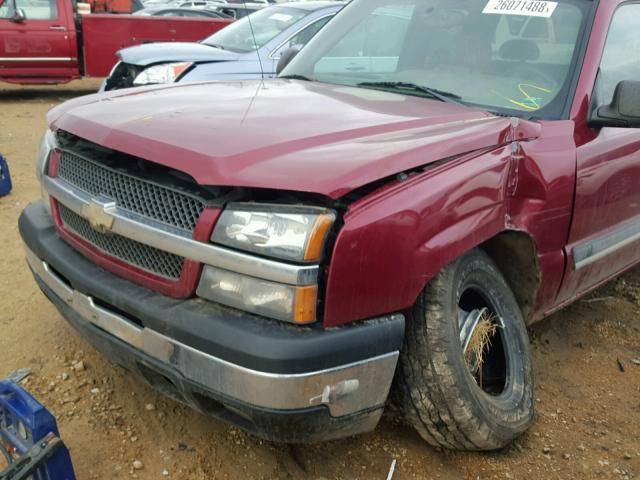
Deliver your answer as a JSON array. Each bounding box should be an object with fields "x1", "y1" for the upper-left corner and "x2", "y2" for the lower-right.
[{"x1": 0, "y1": 79, "x2": 639, "y2": 480}]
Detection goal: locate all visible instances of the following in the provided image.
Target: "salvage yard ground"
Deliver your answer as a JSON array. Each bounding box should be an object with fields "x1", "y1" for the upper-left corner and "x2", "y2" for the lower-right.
[{"x1": 0, "y1": 79, "x2": 639, "y2": 480}]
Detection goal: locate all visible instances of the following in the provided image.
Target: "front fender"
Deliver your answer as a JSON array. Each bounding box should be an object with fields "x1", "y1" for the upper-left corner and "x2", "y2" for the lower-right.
[
  {"x1": 324, "y1": 146, "x2": 512, "y2": 327},
  {"x1": 323, "y1": 119, "x2": 576, "y2": 327}
]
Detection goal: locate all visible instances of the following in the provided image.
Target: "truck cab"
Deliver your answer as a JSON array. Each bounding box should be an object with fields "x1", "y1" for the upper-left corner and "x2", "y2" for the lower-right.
[
  {"x1": 0, "y1": 0, "x2": 80, "y2": 83},
  {"x1": 0, "y1": 0, "x2": 231, "y2": 84}
]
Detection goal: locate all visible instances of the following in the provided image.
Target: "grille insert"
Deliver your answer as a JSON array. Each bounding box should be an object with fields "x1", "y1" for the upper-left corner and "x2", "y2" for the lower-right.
[
  {"x1": 58, "y1": 151, "x2": 205, "y2": 232},
  {"x1": 59, "y1": 203, "x2": 185, "y2": 280}
]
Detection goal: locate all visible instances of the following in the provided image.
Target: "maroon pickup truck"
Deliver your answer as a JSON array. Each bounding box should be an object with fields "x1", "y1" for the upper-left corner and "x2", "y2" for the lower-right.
[
  {"x1": 19, "y1": 0, "x2": 640, "y2": 450},
  {"x1": 0, "y1": 0, "x2": 230, "y2": 84}
]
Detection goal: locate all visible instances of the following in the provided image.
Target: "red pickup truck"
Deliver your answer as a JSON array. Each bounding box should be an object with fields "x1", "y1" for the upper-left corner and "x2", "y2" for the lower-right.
[
  {"x1": 19, "y1": 0, "x2": 640, "y2": 450},
  {"x1": 0, "y1": 0, "x2": 230, "y2": 84}
]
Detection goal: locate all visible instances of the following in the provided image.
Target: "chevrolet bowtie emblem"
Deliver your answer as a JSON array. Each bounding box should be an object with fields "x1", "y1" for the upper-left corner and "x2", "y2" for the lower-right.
[{"x1": 81, "y1": 198, "x2": 116, "y2": 233}]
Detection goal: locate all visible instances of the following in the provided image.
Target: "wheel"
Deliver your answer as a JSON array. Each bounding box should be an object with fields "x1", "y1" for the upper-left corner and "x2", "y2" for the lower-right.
[{"x1": 397, "y1": 248, "x2": 534, "y2": 450}]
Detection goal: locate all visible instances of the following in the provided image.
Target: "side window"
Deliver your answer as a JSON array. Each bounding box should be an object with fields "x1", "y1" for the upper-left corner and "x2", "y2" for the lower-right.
[
  {"x1": 288, "y1": 16, "x2": 331, "y2": 47},
  {"x1": 0, "y1": 1, "x2": 10, "y2": 18},
  {"x1": 314, "y1": 4, "x2": 413, "y2": 74},
  {"x1": 325, "y1": 5, "x2": 412, "y2": 59},
  {"x1": 0, "y1": 0, "x2": 59, "y2": 19},
  {"x1": 597, "y1": 4, "x2": 640, "y2": 106}
]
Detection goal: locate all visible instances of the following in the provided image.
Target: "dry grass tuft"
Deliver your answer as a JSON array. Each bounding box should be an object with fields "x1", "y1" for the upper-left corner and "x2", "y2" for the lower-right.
[{"x1": 464, "y1": 312, "x2": 498, "y2": 374}]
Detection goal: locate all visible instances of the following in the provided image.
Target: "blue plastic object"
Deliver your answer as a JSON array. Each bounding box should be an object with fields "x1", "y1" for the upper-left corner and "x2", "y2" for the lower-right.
[
  {"x1": 0, "y1": 155, "x2": 12, "y2": 197},
  {"x1": 0, "y1": 381, "x2": 76, "y2": 480}
]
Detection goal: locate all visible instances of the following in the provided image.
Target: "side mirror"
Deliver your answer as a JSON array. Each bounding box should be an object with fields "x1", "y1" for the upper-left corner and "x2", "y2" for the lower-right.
[
  {"x1": 276, "y1": 46, "x2": 301, "y2": 76},
  {"x1": 11, "y1": 7, "x2": 26, "y2": 22},
  {"x1": 590, "y1": 80, "x2": 640, "y2": 128}
]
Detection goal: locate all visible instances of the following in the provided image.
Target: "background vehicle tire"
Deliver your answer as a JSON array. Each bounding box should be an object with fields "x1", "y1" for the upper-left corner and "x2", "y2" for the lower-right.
[{"x1": 397, "y1": 248, "x2": 534, "y2": 450}]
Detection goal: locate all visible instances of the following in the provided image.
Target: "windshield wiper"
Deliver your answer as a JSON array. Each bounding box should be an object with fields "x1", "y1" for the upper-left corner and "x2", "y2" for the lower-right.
[
  {"x1": 357, "y1": 81, "x2": 463, "y2": 105},
  {"x1": 205, "y1": 43, "x2": 225, "y2": 50},
  {"x1": 279, "y1": 74, "x2": 313, "y2": 81}
]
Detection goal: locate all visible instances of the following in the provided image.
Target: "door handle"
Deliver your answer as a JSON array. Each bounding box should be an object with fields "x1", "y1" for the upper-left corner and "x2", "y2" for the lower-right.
[{"x1": 49, "y1": 26, "x2": 66, "y2": 31}]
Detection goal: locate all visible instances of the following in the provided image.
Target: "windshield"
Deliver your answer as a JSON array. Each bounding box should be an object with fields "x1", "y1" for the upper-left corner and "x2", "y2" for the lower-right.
[
  {"x1": 282, "y1": 0, "x2": 593, "y2": 118},
  {"x1": 203, "y1": 6, "x2": 307, "y2": 53}
]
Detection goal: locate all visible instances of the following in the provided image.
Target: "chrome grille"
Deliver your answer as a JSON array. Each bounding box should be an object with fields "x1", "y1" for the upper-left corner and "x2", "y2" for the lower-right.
[
  {"x1": 59, "y1": 203, "x2": 185, "y2": 280},
  {"x1": 58, "y1": 151, "x2": 205, "y2": 232}
]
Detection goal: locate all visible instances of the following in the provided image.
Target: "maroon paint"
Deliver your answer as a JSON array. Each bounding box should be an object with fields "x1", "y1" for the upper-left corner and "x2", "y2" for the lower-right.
[
  {"x1": 47, "y1": 80, "x2": 518, "y2": 199},
  {"x1": 81, "y1": 15, "x2": 232, "y2": 77},
  {"x1": 0, "y1": 0, "x2": 79, "y2": 82},
  {"x1": 324, "y1": 146, "x2": 512, "y2": 326},
  {"x1": 556, "y1": 0, "x2": 640, "y2": 306},
  {"x1": 43, "y1": 0, "x2": 640, "y2": 328},
  {"x1": 505, "y1": 120, "x2": 577, "y2": 320},
  {"x1": 321, "y1": 116, "x2": 579, "y2": 326}
]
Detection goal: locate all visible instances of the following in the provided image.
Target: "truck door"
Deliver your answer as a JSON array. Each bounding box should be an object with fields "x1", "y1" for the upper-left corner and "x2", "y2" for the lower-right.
[
  {"x1": 0, "y1": 0, "x2": 78, "y2": 81},
  {"x1": 562, "y1": 4, "x2": 640, "y2": 298}
]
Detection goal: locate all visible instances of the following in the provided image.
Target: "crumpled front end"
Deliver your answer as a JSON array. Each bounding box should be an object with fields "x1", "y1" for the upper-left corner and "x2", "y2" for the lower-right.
[
  {"x1": 20, "y1": 127, "x2": 405, "y2": 442},
  {"x1": 101, "y1": 62, "x2": 146, "y2": 91}
]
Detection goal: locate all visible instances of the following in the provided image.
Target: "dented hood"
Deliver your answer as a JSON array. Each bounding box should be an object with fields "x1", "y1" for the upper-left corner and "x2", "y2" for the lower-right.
[{"x1": 48, "y1": 80, "x2": 522, "y2": 199}]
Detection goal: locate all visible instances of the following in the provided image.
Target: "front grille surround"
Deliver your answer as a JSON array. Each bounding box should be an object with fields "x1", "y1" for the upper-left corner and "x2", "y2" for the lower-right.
[{"x1": 58, "y1": 151, "x2": 205, "y2": 232}]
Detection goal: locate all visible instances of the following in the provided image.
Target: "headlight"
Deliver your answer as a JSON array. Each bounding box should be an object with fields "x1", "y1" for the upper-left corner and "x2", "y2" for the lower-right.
[
  {"x1": 196, "y1": 266, "x2": 317, "y2": 324},
  {"x1": 37, "y1": 129, "x2": 57, "y2": 215},
  {"x1": 201, "y1": 204, "x2": 336, "y2": 323},
  {"x1": 133, "y1": 62, "x2": 193, "y2": 86},
  {"x1": 211, "y1": 204, "x2": 336, "y2": 263}
]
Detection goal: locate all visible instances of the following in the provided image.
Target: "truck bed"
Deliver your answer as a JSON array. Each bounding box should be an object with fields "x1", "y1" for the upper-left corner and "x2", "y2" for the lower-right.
[{"x1": 82, "y1": 14, "x2": 232, "y2": 77}]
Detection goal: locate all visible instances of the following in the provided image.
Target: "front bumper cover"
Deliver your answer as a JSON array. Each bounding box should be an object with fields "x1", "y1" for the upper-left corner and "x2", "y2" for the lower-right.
[{"x1": 19, "y1": 202, "x2": 405, "y2": 442}]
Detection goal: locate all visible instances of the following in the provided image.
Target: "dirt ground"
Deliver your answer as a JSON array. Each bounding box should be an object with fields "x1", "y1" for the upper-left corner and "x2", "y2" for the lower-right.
[{"x1": 0, "y1": 79, "x2": 639, "y2": 480}]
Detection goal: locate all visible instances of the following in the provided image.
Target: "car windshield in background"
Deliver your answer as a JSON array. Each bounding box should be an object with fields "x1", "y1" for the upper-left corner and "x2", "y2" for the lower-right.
[
  {"x1": 202, "y1": 6, "x2": 306, "y2": 53},
  {"x1": 282, "y1": 0, "x2": 593, "y2": 118}
]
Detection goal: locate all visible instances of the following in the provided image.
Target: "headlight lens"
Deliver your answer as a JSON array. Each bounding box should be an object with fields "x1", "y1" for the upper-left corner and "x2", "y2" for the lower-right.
[
  {"x1": 211, "y1": 204, "x2": 336, "y2": 262},
  {"x1": 37, "y1": 129, "x2": 56, "y2": 215},
  {"x1": 202, "y1": 204, "x2": 335, "y2": 323},
  {"x1": 133, "y1": 62, "x2": 193, "y2": 86},
  {"x1": 196, "y1": 266, "x2": 317, "y2": 324}
]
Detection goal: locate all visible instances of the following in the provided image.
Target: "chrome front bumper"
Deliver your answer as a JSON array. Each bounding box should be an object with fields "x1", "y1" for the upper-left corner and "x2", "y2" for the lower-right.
[{"x1": 25, "y1": 246, "x2": 399, "y2": 418}]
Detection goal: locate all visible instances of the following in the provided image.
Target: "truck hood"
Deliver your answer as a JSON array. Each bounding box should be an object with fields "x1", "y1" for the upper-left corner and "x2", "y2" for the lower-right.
[
  {"x1": 118, "y1": 42, "x2": 240, "y2": 67},
  {"x1": 48, "y1": 80, "x2": 530, "y2": 199}
]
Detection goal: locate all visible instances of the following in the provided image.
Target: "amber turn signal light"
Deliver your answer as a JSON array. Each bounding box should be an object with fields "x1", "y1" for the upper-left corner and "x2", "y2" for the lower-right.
[
  {"x1": 303, "y1": 213, "x2": 335, "y2": 262},
  {"x1": 293, "y1": 285, "x2": 318, "y2": 324}
]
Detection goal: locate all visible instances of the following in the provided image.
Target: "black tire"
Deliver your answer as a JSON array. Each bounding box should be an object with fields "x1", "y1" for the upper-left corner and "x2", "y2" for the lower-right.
[{"x1": 397, "y1": 248, "x2": 534, "y2": 450}]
